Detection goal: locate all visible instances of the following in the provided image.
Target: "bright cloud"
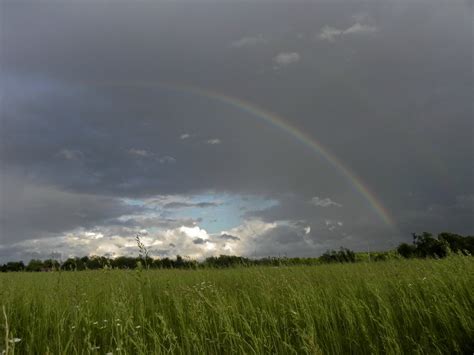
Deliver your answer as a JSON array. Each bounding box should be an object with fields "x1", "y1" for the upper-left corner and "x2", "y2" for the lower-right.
[
  {"x1": 0, "y1": 214, "x2": 352, "y2": 262},
  {"x1": 128, "y1": 149, "x2": 175, "y2": 163},
  {"x1": 344, "y1": 23, "x2": 377, "y2": 35},
  {"x1": 310, "y1": 196, "x2": 342, "y2": 207},
  {"x1": 157, "y1": 156, "x2": 176, "y2": 164},
  {"x1": 273, "y1": 52, "x2": 300, "y2": 68},
  {"x1": 319, "y1": 22, "x2": 377, "y2": 42},
  {"x1": 325, "y1": 219, "x2": 344, "y2": 232},
  {"x1": 319, "y1": 27, "x2": 344, "y2": 42},
  {"x1": 206, "y1": 138, "x2": 221, "y2": 145},
  {"x1": 129, "y1": 148, "x2": 151, "y2": 157},
  {"x1": 179, "y1": 226, "x2": 210, "y2": 240},
  {"x1": 230, "y1": 34, "x2": 266, "y2": 48}
]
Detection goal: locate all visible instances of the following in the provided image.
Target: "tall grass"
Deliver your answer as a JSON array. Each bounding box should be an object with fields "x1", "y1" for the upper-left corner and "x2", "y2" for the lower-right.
[{"x1": 1, "y1": 256, "x2": 473, "y2": 354}]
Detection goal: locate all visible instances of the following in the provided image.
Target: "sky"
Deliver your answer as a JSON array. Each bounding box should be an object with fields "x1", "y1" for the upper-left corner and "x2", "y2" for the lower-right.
[{"x1": 0, "y1": 0, "x2": 472, "y2": 262}]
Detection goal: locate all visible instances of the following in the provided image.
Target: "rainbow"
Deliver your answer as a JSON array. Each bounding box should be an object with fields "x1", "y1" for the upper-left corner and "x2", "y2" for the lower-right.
[{"x1": 84, "y1": 80, "x2": 394, "y2": 227}]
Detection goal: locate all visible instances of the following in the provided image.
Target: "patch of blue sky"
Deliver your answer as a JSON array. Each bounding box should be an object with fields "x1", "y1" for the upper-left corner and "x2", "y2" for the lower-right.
[
  {"x1": 121, "y1": 198, "x2": 146, "y2": 207},
  {"x1": 120, "y1": 194, "x2": 277, "y2": 233},
  {"x1": 179, "y1": 193, "x2": 277, "y2": 233}
]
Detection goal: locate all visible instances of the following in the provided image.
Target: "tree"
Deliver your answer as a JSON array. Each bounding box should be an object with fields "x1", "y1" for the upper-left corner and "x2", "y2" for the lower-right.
[
  {"x1": 438, "y1": 232, "x2": 474, "y2": 255},
  {"x1": 397, "y1": 243, "x2": 416, "y2": 258},
  {"x1": 26, "y1": 259, "x2": 44, "y2": 272},
  {"x1": 412, "y1": 232, "x2": 448, "y2": 258},
  {"x1": 5, "y1": 261, "x2": 25, "y2": 272},
  {"x1": 112, "y1": 256, "x2": 138, "y2": 269},
  {"x1": 61, "y1": 258, "x2": 78, "y2": 271},
  {"x1": 43, "y1": 259, "x2": 60, "y2": 271},
  {"x1": 85, "y1": 256, "x2": 103, "y2": 270}
]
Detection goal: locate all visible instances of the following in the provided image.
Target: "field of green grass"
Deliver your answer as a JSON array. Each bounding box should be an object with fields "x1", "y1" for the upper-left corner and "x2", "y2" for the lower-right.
[{"x1": 1, "y1": 256, "x2": 473, "y2": 354}]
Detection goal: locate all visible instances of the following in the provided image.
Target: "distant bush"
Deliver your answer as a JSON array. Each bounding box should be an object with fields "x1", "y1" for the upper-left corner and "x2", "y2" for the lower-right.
[
  {"x1": 204, "y1": 255, "x2": 250, "y2": 268},
  {"x1": 397, "y1": 243, "x2": 417, "y2": 258},
  {"x1": 373, "y1": 253, "x2": 388, "y2": 262},
  {"x1": 320, "y1": 248, "x2": 356, "y2": 264}
]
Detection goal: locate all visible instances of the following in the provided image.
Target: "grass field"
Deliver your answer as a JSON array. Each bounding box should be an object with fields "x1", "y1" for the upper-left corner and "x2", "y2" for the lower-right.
[{"x1": 1, "y1": 256, "x2": 473, "y2": 354}]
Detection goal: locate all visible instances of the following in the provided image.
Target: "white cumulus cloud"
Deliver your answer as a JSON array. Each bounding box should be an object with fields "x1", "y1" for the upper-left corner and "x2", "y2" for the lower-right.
[
  {"x1": 179, "y1": 226, "x2": 210, "y2": 240},
  {"x1": 319, "y1": 22, "x2": 377, "y2": 42},
  {"x1": 206, "y1": 138, "x2": 221, "y2": 145},
  {"x1": 128, "y1": 148, "x2": 151, "y2": 157},
  {"x1": 128, "y1": 149, "x2": 175, "y2": 163},
  {"x1": 319, "y1": 27, "x2": 343, "y2": 42},
  {"x1": 344, "y1": 23, "x2": 377, "y2": 36},
  {"x1": 310, "y1": 196, "x2": 342, "y2": 207},
  {"x1": 157, "y1": 156, "x2": 176, "y2": 164},
  {"x1": 230, "y1": 34, "x2": 266, "y2": 48},
  {"x1": 273, "y1": 52, "x2": 300, "y2": 68}
]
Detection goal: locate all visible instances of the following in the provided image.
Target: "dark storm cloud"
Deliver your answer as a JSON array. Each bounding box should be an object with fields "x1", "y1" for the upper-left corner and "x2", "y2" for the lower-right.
[
  {"x1": 0, "y1": 172, "x2": 139, "y2": 244},
  {"x1": 106, "y1": 216, "x2": 199, "y2": 231},
  {"x1": 0, "y1": 1, "x2": 472, "y2": 260},
  {"x1": 219, "y1": 234, "x2": 240, "y2": 241},
  {"x1": 245, "y1": 223, "x2": 325, "y2": 258},
  {"x1": 193, "y1": 238, "x2": 208, "y2": 245}
]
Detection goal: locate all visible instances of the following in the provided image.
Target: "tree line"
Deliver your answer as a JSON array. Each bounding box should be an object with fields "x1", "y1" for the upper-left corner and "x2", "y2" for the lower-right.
[{"x1": 1, "y1": 232, "x2": 472, "y2": 272}]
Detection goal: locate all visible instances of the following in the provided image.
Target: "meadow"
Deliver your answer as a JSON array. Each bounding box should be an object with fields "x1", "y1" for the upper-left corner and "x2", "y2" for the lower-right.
[{"x1": 1, "y1": 256, "x2": 473, "y2": 354}]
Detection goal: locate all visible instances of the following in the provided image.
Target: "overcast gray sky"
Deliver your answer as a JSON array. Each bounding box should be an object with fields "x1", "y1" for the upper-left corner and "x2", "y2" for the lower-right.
[{"x1": 0, "y1": 0, "x2": 472, "y2": 262}]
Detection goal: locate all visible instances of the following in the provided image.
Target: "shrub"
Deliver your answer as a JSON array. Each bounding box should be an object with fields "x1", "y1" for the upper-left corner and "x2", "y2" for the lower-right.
[
  {"x1": 320, "y1": 248, "x2": 356, "y2": 263},
  {"x1": 397, "y1": 243, "x2": 416, "y2": 258}
]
